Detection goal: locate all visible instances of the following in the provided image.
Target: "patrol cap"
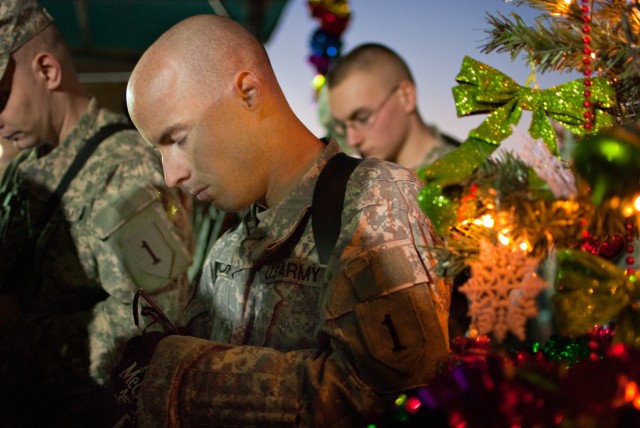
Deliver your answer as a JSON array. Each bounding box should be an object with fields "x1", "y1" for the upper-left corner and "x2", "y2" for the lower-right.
[{"x1": 0, "y1": 0, "x2": 53, "y2": 78}]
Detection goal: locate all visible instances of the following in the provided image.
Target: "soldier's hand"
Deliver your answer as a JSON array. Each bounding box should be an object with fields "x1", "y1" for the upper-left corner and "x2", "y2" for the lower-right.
[{"x1": 108, "y1": 331, "x2": 167, "y2": 427}]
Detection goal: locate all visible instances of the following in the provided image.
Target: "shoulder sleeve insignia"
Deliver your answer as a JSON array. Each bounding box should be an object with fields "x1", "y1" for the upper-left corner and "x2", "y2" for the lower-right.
[{"x1": 93, "y1": 187, "x2": 192, "y2": 291}]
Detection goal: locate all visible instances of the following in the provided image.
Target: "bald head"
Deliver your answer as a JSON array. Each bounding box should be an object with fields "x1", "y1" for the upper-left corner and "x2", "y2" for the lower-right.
[
  {"x1": 127, "y1": 14, "x2": 279, "y2": 138},
  {"x1": 126, "y1": 14, "x2": 324, "y2": 210},
  {"x1": 327, "y1": 43, "x2": 414, "y2": 89}
]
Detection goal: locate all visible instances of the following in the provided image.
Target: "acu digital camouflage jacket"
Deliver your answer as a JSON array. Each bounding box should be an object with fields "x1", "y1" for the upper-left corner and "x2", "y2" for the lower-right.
[
  {"x1": 0, "y1": 99, "x2": 194, "y2": 425},
  {"x1": 137, "y1": 140, "x2": 451, "y2": 427}
]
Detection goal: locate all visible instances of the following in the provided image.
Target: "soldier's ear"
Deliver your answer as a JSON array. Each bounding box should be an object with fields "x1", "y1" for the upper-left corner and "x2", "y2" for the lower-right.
[
  {"x1": 397, "y1": 80, "x2": 417, "y2": 113},
  {"x1": 32, "y1": 52, "x2": 62, "y2": 90},
  {"x1": 233, "y1": 71, "x2": 261, "y2": 110}
]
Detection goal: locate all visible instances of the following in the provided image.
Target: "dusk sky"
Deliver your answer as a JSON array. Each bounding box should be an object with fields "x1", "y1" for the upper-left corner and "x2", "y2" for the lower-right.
[{"x1": 265, "y1": 0, "x2": 581, "y2": 142}]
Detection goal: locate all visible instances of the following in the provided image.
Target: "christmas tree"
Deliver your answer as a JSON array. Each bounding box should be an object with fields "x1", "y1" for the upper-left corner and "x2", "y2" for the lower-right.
[{"x1": 383, "y1": 1, "x2": 640, "y2": 426}]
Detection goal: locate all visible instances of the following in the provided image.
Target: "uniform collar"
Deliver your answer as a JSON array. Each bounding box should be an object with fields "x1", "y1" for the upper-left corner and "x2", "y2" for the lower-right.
[{"x1": 246, "y1": 139, "x2": 342, "y2": 261}]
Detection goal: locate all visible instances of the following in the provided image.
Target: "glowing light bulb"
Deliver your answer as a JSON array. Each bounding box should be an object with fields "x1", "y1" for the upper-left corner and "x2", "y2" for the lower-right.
[
  {"x1": 394, "y1": 394, "x2": 407, "y2": 407},
  {"x1": 481, "y1": 214, "x2": 494, "y2": 228},
  {"x1": 625, "y1": 380, "x2": 638, "y2": 404},
  {"x1": 519, "y1": 240, "x2": 531, "y2": 252},
  {"x1": 498, "y1": 233, "x2": 510, "y2": 246},
  {"x1": 622, "y1": 203, "x2": 635, "y2": 218}
]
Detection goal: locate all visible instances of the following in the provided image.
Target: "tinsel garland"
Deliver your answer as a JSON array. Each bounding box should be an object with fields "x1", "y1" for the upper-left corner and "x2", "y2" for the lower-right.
[{"x1": 377, "y1": 331, "x2": 640, "y2": 427}]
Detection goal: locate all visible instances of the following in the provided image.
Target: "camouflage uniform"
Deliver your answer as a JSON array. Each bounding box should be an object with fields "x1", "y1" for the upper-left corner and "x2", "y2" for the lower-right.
[
  {"x1": 0, "y1": 99, "x2": 194, "y2": 426},
  {"x1": 137, "y1": 140, "x2": 451, "y2": 427}
]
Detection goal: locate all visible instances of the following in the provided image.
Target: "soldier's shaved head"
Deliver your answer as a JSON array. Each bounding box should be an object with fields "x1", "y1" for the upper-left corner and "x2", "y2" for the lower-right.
[
  {"x1": 126, "y1": 13, "x2": 324, "y2": 210},
  {"x1": 326, "y1": 43, "x2": 414, "y2": 90},
  {"x1": 13, "y1": 25, "x2": 80, "y2": 83},
  {"x1": 128, "y1": 14, "x2": 278, "y2": 124}
]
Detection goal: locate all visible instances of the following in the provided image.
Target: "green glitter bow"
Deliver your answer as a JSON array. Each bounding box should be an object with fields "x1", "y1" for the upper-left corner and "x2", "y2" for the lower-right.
[
  {"x1": 454, "y1": 55, "x2": 615, "y2": 153},
  {"x1": 418, "y1": 56, "x2": 616, "y2": 234},
  {"x1": 554, "y1": 249, "x2": 640, "y2": 347}
]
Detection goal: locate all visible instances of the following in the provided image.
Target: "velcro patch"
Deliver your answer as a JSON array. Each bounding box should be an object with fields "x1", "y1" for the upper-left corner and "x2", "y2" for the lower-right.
[
  {"x1": 259, "y1": 259, "x2": 325, "y2": 286},
  {"x1": 345, "y1": 245, "x2": 416, "y2": 302}
]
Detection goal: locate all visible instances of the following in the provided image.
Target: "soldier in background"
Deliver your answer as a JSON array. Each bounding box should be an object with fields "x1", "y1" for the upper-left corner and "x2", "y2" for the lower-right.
[
  {"x1": 0, "y1": 1, "x2": 194, "y2": 426},
  {"x1": 327, "y1": 43, "x2": 459, "y2": 170},
  {"x1": 327, "y1": 43, "x2": 473, "y2": 339},
  {"x1": 118, "y1": 14, "x2": 451, "y2": 426}
]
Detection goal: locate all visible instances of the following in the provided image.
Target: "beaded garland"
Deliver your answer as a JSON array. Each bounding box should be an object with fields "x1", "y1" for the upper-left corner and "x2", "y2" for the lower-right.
[{"x1": 582, "y1": 0, "x2": 594, "y2": 132}]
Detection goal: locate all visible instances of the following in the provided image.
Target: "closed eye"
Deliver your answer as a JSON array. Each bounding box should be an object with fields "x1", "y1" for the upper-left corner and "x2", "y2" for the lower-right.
[
  {"x1": 175, "y1": 135, "x2": 188, "y2": 147},
  {"x1": 351, "y1": 111, "x2": 373, "y2": 125},
  {"x1": 157, "y1": 124, "x2": 186, "y2": 147}
]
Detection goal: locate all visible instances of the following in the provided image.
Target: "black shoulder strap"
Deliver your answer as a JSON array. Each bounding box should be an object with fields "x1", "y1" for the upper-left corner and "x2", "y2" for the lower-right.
[
  {"x1": 4, "y1": 122, "x2": 133, "y2": 294},
  {"x1": 312, "y1": 152, "x2": 362, "y2": 265},
  {"x1": 34, "y1": 122, "x2": 132, "y2": 233}
]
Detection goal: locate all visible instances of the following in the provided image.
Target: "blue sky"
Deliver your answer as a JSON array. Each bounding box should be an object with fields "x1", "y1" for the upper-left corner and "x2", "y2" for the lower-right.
[{"x1": 265, "y1": 0, "x2": 581, "y2": 142}]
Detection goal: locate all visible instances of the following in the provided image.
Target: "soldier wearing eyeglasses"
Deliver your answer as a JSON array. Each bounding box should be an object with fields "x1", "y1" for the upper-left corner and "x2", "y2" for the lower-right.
[{"x1": 327, "y1": 43, "x2": 459, "y2": 170}]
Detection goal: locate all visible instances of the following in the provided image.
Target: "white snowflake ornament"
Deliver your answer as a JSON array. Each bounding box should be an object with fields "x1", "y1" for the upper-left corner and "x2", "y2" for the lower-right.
[{"x1": 459, "y1": 239, "x2": 549, "y2": 343}]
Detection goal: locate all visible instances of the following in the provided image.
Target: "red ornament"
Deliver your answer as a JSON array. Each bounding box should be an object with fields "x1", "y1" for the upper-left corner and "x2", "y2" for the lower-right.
[{"x1": 581, "y1": 234, "x2": 625, "y2": 260}]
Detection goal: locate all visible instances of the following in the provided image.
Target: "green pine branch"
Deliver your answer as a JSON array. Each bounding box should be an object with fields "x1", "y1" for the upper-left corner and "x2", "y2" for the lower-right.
[
  {"x1": 433, "y1": 154, "x2": 633, "y2": 279},
  {"x1": 482, "y1": 0, "x2": 640, "y2": 122}
]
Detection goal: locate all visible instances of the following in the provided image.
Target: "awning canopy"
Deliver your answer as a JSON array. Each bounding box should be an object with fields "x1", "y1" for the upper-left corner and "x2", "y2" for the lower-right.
[{"x1": 40, "y1": 0, "x2": 290, "y2": 72}]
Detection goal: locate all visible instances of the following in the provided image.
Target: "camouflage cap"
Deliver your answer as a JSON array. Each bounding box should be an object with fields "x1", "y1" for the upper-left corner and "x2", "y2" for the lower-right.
[{"x1": 0, "y1": 0, "x2": 53, "y2": 78}]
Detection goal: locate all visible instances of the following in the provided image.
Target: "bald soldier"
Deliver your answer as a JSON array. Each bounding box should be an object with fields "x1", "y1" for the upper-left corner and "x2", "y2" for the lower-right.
[
  {"x1": 327, "y1": 43, "x2": 459, "y2": 170},
  {"x1": 123, "y1": 14, "x2": 451, "y2": 427},
  {"x1": 0, "y1": 1, "x2": 194, "y2": 426}
]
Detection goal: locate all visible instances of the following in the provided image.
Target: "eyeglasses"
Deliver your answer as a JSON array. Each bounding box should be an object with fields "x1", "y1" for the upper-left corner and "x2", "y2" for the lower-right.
[
  {"x1": 331, "y1": 85, "x2": 399, "y2": 137},
  {"x1": 133, "y1": 289, "x2": 178, "y2": 334}
]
